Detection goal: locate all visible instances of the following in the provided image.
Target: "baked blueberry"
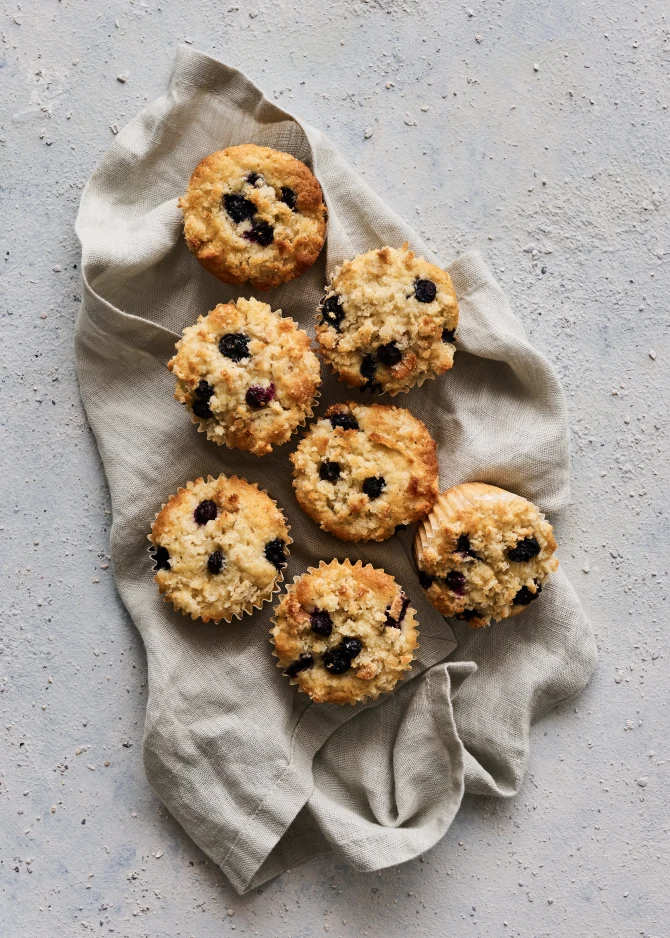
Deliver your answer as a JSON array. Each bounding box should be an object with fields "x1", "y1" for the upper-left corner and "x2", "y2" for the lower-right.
[
  {"x1": 323, "y1": 648, "x2": 351, "y2": 675},
  {"x1": 340, "y1": 637, "x2": 363, "y2": 659},
  {"x1": 223, "y1": 193, "x2": 256, "y2": 224},
  {"x1": 264, "y1": 537, "x2": 287, "y2": 569},
  {"x1": 245, "y1": 220, "x2": 274, "y2": 246},
  {"x1": 284, "y1": 653, "x2": 314, "y2": 677},
  {"x1": 280, "y1": 186, "x2": 297, "y2": 209},
  {"x1": 319, "y1": 460, "x2": 341, "y2": 482},
  {"x1": 218, "y1": 332, "x2": 250, "y2": 361},
  {"x1": 377, "y1": 341, "x2": 403, "y2": 367},
  {"x1": 445, "y1": 571, "x2": 466, "y2": 595},
  {"x1": 195, "y1": 379, "x2": 214, "y2": 399},
  {"x1": 513, "y1": 583, "x2": 542, "y2": 605},
  {"x1": 456, "y1": 533, "x2": 476, "y2": 557},
  {"x1": 328, "y1": 411, "x2": 359, "y2": 431},
  {"x1": 362, "y1": 476, "x2": 386, "y2": 500},
  {"x1": 310, "y1": 610, "x2": 333, "y2": 637},
  {"x1": 418, "y1": 570, "x2": 435, "y2": 589},
  {"x1": 246, "y1": 383, "x2": 275, "y2": 408},
  {"x1": 194, "y1": 499, "x2": 217, "y2": 525},
  {"x1": 246, "y1": 171, "x2": 263, "y2": 185},
  {"x1": 321, "y1": 295, "x2": 345, "y2": 330},
  {"x1": 508, "y1": 536, "x2": 541, "y2": 562},
  {"x1": 385, "y1": 592, "x2": 410, "y2": 628},
  {"x1": 414, "y1": 278, "x2": 437, "y2": 303},
  {"x1": 151, "y1": 545, "x2": 171, "y2": 571},
  {"x1": 207, "y1": 550, "x2": 225, "y2": 574},
  {"x1": 192, "y1": 398, "x2": 212, "y2": 419},
  {"x1": 360, "y1": 355, "x2": 377, "y2": 381},
  {"x1": 442, "y1": 327, "x2": 456, "y2": 343}
]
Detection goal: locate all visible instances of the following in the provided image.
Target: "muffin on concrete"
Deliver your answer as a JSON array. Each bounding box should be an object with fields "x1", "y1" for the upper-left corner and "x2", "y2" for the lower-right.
[
  {"x1": 414, "y1": 482, "x2": 559, "y2": 629},
  {"x1": 315, "y1": 243, "x2": 459, "y2": 395},
  {"x1": 168, "y1": 297, "x2": 321, "y2": 456},
  {"x1": 290, "y1": 401, "x2": 439, "y2": 542},
  {"x1": 178, "y1": 144, "x2": 327, "y2": 290},
  {"x1": 149, "y1": 474, "x2": 291, "y2": 623},
  {"x1": 271, "y1": 559, "x2": 418, "y2": 705}
]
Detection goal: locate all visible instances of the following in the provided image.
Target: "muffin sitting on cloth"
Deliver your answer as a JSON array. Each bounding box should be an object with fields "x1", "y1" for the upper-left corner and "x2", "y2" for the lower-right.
[
  {"x1": 290, "y1": 401, "x2": 439, "y2": 542},
  {"x1": 168, "y1": 298, "x2": 321, "y2": 456},
  {"x1": 315, "y1": 243, "x2": 459, "y2": 395},
  {"x1": 414, "y1": 482, "x2": 559, "y2": 628},
  {"x1": 149, "y1": 474, "x2": 291, "y2": 623},
  {"x1": 178, "y1": 144, "x2": 327, "y2": 289},
  {"x1": 271, "y1": 559, "x2": 418, "y2": 705}
]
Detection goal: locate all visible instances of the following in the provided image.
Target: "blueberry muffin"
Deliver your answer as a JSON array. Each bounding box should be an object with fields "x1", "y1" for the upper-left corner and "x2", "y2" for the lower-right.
[
  {"x1": 168, "y1": 298, "x2": 321, "y2": 456},
  {"x1": 149, "y1": 474, "x2": 291, "y2": 623},
  {"x1": 290, "y1": 402, "x2": 438, "y2": 542},
  {"x1": 414, "y1": 482, "x2": 559, "y2": 628},
  {"x1": 178, "y1": 144, "x2": 327, "y2": 290},
  {"x1": 315, "y1": 243, "x2": 459, "y2": 395},
  {"x1": 271, "y1": 559, "x2": 418, "y2": 704}
]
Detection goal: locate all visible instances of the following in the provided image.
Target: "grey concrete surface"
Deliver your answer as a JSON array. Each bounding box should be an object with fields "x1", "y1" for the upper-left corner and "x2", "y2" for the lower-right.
[{"x1": 1, "y1": 1, "x2": 668, "y2": 935}]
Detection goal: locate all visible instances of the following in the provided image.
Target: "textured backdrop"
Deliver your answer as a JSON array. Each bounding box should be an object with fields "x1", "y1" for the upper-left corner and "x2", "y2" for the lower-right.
[{"x1": 1, "y1": 1, "x2": 668, "y2": 936}]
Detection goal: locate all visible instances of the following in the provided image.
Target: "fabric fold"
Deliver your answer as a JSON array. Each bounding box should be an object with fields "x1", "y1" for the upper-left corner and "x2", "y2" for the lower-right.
[{"x1": 74, "y1": 45, "x2": 596, "y2": 894}]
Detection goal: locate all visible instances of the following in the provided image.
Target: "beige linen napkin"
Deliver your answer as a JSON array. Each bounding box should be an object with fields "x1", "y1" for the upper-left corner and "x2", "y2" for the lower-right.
[{"x1": 74, "y1": 46, "x2": 597, "y2": 894}]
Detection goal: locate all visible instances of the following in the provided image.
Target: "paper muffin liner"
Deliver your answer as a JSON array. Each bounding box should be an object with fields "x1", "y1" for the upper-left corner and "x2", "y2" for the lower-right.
[
  {"x1": 269, "y1": 558, "x2": 419, "y2": 705},
  {"x1": 147, "y1": 473, "x2": 292, "y2": 625},
  {"x1": 315, "y1": 244, "x2": 459, "y2": 398}
]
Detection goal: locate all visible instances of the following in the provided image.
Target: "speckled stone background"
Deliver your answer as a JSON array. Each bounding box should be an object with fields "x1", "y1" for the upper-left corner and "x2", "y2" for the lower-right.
[{"x1": 1, "y1": 1, "x2": 668, "y2": 935}]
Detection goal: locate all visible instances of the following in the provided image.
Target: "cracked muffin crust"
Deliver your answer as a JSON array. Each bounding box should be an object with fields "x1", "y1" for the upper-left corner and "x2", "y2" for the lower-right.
[
  {"x1": 149, "y1": 474, "x2": 291, "y2": 623},
  {"x1": 290, "y1": 401, "x2": 439, "y2": 542},
  {"x1": 178, "y1": 144, "x2": 327, "y2": 289},
  {"x1": 414, "y1": 482, "x2": 559, "y2": 629},
  {"x1": 271, "y1": 559, "x2": 418, "y2": 704},
  {"x1": 315, "y1": 243, "x2": 459, "y2": 395},
  {"x1": 168, "y1": 298, "x2": 321, "y2": 456}
]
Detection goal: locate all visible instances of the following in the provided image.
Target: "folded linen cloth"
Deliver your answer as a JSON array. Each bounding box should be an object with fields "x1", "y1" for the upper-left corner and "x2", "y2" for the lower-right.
[{"x1": 74, "y1": 46, "x2": 597, "y2": 894}]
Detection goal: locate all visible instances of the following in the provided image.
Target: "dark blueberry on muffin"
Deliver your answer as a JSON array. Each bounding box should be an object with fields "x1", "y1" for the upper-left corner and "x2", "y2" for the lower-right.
[
  {"x1": 362, "y1": 476, "x2": 386, "y2": 500},
  {"x1": 194, "y1": 500, "x2": 218, "y2": 525},
  {"x1": 265, "y1": 537, "x2": 287, "y2": 569},
  {"x1": 280, "y1": 186, "x2": 297, "y2": 209},
  {"x1": 284, "y1": 653, "x2": 314, "y2": 677},
  {"x1": 207, "y1": 550, "x2": 225, "y2": 574},
  {"x1": 223, "y1": 193, "x2": 257, "y2": 224},
  {"x1": 310, "y1": 610, "x2": 333, "y2": 637},
  {"x1": 377, "y1": 341, "x2": 403, "y2": 367},
  {"x1": 445, "y1": 571, "x2": 466, "y2": 595},
  {"x1": 151, "y1": 545, "x2": 171, "y2": 571},
  {"x1": 322, "y1": 648, "x2": 351, "y2": 675},
  {"x1": 246, "y1": 384, "x2": 275, "y2": 408},
  {"x1": 328, "y1": 411, "x2": 359, "y2": 431},
  {"x1": 321, "y1": 295, "x2": 345, "y2": 331},
  {"x1": 245, "y1": 220, "x2": 274, "y2": 246},
  {"x1": 218, "y1": 333, "x2": 250, "y2": 361},
  {"x1": 340, "y1": 637, "x2": 363, "y2": 659},
  {"x1": 508, "y1": 537, "x2": 541, "y2": 562},
  {"x1": 414, "y1": 279, "x2": 437, "y2": 303},
  {"x1": 513, "y1": 583, "x2": 542, "y2": 605},
  {"x1": 319, "y1": 460, "x2": 341, "y2": 482}
]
